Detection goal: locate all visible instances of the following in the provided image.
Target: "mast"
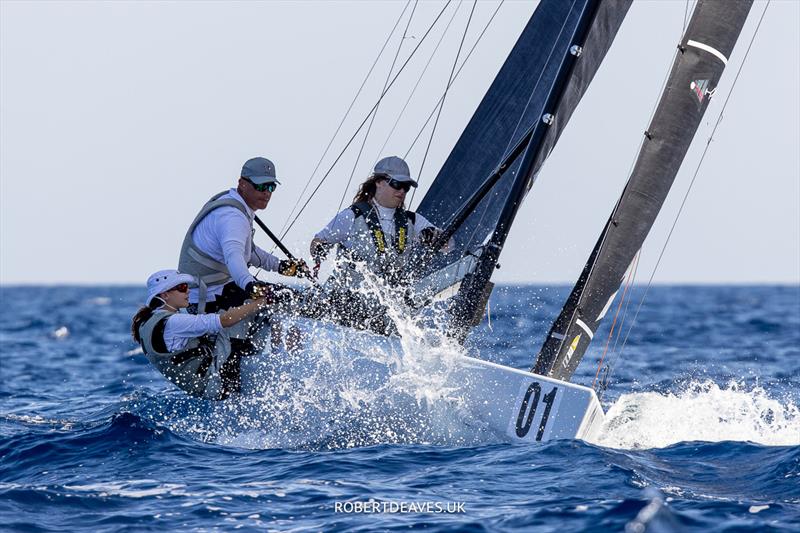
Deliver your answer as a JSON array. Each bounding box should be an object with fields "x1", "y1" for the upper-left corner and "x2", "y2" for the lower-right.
[{"x1": 532, "y1": 0, "x2": 754, "y2": 380}]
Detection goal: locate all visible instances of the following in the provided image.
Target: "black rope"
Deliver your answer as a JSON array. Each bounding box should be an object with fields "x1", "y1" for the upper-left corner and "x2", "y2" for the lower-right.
[{"x1": 280, "y1": 0, "x2": 455, "y2": 241}]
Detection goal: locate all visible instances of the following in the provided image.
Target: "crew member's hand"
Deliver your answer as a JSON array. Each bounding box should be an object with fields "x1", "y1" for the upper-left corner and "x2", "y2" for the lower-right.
[
  {"x1": 419, "y1": 227, "x2": 441, "y2": 247},
  {"x1": 296, "y1": 259, "x2": 314, "y2": 279},
  {"x1": 311, "y1": 242, "x2": 329, "y2": 264},
  {"x1": 245, "y1": 280, "x2": 273, "y2": 302},
  {"x1": 278, "y1": 258, "x2": 309, "y2": 277}
]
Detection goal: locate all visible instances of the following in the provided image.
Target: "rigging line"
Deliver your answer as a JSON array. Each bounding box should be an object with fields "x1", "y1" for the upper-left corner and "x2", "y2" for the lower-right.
[
  {"x1": 456, "y1": 0, "x2": 577, "y2": 253},
  {"x1": 280, "y1": 0, "x2": 455, "y2": 241},
  {"x1": 373, "y1": 0, "x2": 469, "y2": 168},
  {"x1": 608, "y1": 250, "x2": 641, "y2": 361},
  {"x1": 612, "y1": 0, "x2": 696, "y2": 195},
  {"x1": 593, "y1": 250, "x2": 640, "y2": 393},
  {"x1": 609, "y1": 0, "x2": 771, "y2": 385},
  {"x1": 336, "y1": 0, "x2": 420, "y2": 213},
  {"x1": 598, "y1": 251, "x2": 641, "y2": 401},
  {"x1": 592, "y1": 250, "x2": 638, "y2": 390},
  {"x1": 416, "y1": 0, "x2": 503, "y2": 282},
  {"x1": 555, "y1": 1, "x2": 704, "y2": 340},
  {"x1": 276, "y1": 0, "x2": 413, "y2": 241},
  {"x1": 682, "y1": 0, "x2": 690, "y2": 35},
  {"x1": 400, "y1": 0, "x2": 505, "y2": 160},
  {"x1": 409, "y1": 0, "x2": 478, "y2": 207}
]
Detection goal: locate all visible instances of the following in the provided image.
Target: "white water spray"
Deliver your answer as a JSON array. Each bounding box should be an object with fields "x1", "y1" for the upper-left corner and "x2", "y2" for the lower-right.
[{"x1": 594, "y1": 380, "x2": 800, "y2": 449}]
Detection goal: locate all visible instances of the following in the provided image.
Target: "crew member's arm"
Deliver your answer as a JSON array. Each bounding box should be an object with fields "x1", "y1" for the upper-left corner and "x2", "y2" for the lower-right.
[
  {"x1": 218, "y1": 298, "x2": 269, "y2": 327},
  {"x1": 216, "y1": 209, "x2": 263, "y2": 290},
  {"x1": 250, "y1": 244, "x2": 280, "y2": 272},
  {"x1": 252, "y1": 241, "x2": 310, "y2": 278},
  {"x1": 311, "y1": 209, "x2": 355, "y2": 260},
  {"x1": 309, "y1": 237, "x2": 333, "y2": 264},
  {"x1": 163, "y1": 298, "x2": 269, "y2": 350}
]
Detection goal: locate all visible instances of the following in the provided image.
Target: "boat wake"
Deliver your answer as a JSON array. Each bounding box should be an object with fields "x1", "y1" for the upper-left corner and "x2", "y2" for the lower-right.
[{"x1": 594, "y1": 380, "x2": 800, "y2": 449}]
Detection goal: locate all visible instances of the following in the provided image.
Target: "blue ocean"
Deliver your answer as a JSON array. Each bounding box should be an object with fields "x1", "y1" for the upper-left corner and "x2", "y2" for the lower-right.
[{"x1": 1, "y1": 285, "x2": 798, "y2": 531}]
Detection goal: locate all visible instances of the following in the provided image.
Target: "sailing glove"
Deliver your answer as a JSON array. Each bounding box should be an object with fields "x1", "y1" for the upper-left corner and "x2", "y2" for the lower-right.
[
  {"x1": 311, "y1": 242, "x2": 330, "y2": 263},
  {"x1": 419, "y1": 227, "x2": 441, "y2": 247},
  {"x1": 245, "y1": 280, "x2": 272, "y2": 300},
  {"x1": 278, "y1": 259, "x2": 308, "y2": 277}
]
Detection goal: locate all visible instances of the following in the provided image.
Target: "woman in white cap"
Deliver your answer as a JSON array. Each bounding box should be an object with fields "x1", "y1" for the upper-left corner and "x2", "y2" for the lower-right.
[
  {"x1": 307, "y1": 156, "x2": 446, "y2": 334},
  {"x1": 131, "y1": 269, "x2": 270, "y2": 400}
]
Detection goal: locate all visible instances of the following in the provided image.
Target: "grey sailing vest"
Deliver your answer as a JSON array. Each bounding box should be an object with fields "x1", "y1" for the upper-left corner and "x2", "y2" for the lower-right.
[
  {"x1": 178, "y1": 191, "x2": 253, "y2": 311},
  {"x1": 337, "y1": 201, "x2": 415, "y2": 286},
  {"x1": 138, "y1": 309, "x2": 216, "y2": 398}
]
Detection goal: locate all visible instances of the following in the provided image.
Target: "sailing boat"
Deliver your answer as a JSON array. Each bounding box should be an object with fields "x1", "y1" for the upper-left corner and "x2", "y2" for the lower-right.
[{"x1": 253, "y1": 0, "x2": 754, "y2": 443}]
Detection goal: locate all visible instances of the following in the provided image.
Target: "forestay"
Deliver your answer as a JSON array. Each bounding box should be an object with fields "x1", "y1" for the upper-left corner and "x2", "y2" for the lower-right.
[{"x1": 532, "y1": 0, "x2": 754, "y2": 381}]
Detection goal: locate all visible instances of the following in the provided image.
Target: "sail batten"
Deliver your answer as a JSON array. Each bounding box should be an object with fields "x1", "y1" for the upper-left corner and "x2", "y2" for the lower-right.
[{"x1": 532, "y1": 0, "x2": 754, "y2": 381}]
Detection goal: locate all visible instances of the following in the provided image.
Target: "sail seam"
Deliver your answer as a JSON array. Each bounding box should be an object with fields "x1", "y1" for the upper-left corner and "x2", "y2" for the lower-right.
[{"x1": 686, "y1": 39, "x2": 728, "y2": 65}]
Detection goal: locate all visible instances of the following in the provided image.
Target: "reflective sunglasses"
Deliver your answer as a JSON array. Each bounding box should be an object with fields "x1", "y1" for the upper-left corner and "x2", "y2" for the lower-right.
[
  {"x1": 247, "y1": 179, "x2": 277, "y2": 193},
  {"x1": 386, "y1": 178, "x2": 412, "y2": 193},
  {"x1": 170, "y1": 283, "x2": 189, "y2": 293}
]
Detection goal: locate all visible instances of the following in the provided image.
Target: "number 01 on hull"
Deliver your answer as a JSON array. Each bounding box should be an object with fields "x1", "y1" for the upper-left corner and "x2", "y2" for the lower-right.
[{"x1": 450, "y1": 356, "x2": 605, "y2": 442}]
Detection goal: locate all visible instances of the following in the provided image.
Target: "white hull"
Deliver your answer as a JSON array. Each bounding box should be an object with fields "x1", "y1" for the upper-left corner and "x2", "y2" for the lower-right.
[{"x1": 240, "y1": 317, "x2": 605, "y2": 444}]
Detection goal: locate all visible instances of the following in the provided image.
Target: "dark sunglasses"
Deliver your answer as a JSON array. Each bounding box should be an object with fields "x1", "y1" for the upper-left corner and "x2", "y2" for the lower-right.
[
  {"x1": 247, "y1": 179, "x2": 277, "y2": 193},
  {"x1": 386, "y1": 179, "x2": 412, "y2": 193},
  {"x1": 170, "y1": 283, "x2": 189, "y2": 293}
]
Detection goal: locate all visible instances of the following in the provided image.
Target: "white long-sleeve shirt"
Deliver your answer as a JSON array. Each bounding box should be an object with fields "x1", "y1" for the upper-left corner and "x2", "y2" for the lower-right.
[
  {"x1": 162, "y1": 311, "x2": 223, "y2": 351},
  {"x1": 315, "y1": 202, "x2": 436, "y2": 248},
  {"x1": 188, "y1": 188, "x2": 280, "y2": 303}
]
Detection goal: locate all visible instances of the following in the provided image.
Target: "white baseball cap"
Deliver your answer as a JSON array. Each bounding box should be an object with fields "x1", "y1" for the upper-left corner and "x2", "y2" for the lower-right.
[{"x1": 145, "y1": 269, "x2": 195, "y2": 306}]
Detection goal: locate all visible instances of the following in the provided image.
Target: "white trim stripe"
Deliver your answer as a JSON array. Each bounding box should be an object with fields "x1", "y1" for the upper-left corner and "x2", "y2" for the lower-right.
[
  {"x1": 687, "y1": 39, "x2": 728, "y2": 65},
  {"x1": 576, "y1": 319, "x2": 594, "y2": 339}
]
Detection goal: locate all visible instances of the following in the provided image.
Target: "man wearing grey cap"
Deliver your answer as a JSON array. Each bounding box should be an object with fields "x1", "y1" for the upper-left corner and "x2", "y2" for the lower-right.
[
  {"x1": 308, "y1": 156, "x2": 446, "y2": 333},
  {"x1": 178, "y1": 157, "x2": 305, "y2": 314}
]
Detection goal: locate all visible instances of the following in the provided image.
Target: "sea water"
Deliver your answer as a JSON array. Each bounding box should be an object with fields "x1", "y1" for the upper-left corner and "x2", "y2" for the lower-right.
[{"x1": 1, "y1": 285, "x2": 798, "y2": 531}]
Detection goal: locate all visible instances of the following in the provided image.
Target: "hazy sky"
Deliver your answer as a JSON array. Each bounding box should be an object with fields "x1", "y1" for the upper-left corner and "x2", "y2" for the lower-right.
[{"x1": 1, "y1": 0, "x2": 798, "y2": 285}]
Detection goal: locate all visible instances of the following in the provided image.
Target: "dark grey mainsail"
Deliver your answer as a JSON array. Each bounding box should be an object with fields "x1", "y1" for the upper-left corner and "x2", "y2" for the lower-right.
[
  {"x1": 532, "y1": 0, "x2": 754, "y2": 380},
  {"x1": 415, "y1": 0, "x2": 632, "y2": 337}
]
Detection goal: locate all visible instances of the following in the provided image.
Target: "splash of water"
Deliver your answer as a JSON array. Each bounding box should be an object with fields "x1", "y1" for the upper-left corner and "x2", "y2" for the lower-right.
[
  {"x1": 132, "y1": 266, "x2": 497, "y2": 450},
  {"x1": 594, "y1": 380, "x2": 800, "y2": 449}
]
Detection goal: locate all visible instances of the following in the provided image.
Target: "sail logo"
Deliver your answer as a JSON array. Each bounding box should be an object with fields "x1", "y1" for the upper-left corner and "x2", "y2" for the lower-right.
[
  {"x1": 690, "y1": 79, "x2": 711, "y2": 104},
  {"x1": 562, "y1": 334, "x2": 581, "y2": 369}
]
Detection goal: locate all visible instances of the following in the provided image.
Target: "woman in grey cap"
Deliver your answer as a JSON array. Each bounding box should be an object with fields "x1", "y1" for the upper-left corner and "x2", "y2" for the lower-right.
[
  {"x1": 308, "y1": 156, "x2": 446, "y2": 334},
  {"x1": 131, "y1": 269, "x2": 271, "y2": 400}
]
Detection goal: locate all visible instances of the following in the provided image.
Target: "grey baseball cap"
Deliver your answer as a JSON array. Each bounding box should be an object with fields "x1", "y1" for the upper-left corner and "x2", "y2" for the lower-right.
[
  {"x1": 373, "y1": 156, "x2": 417, "y2": 187},
  {"x1": 241, "y1": 157, "x2": 281, "y2": 185}
]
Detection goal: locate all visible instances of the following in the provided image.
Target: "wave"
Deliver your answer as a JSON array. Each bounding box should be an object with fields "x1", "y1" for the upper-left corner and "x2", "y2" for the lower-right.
[{"x1": 595, "y1": 380, "x2": 800, "y2": 449}]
